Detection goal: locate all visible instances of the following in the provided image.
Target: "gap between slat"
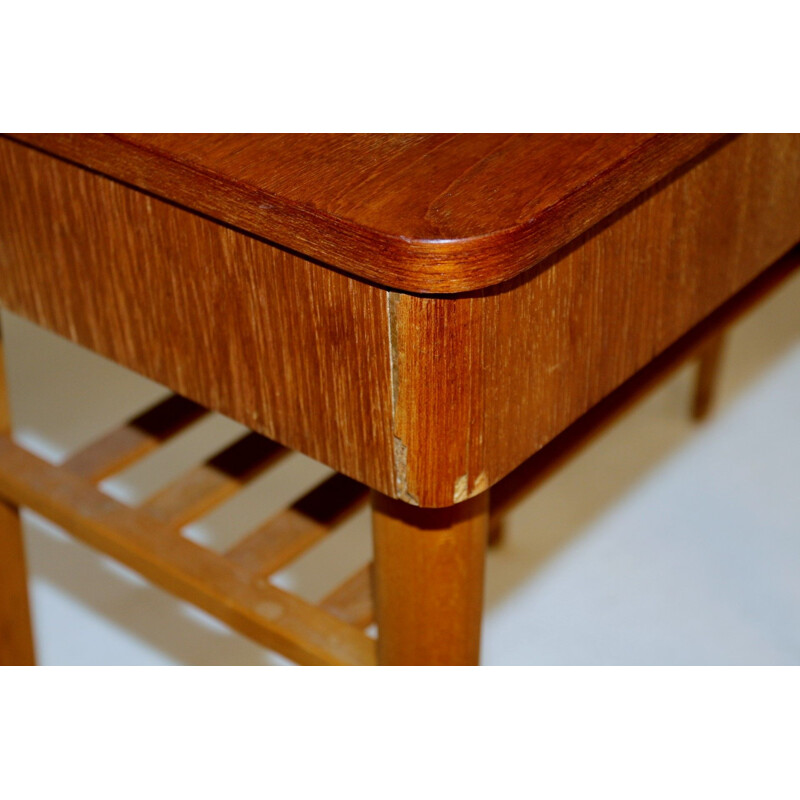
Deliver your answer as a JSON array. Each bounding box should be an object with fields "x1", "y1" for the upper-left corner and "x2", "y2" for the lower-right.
[
  {"x1": 141, "y1": 432, "x2": 288, "y2": 528},
  {"x1": 62, "y1": 394, "x2": 207, "y2": 482},
  {"x1": 226, "y1": 472, "x2": 368, "y2": 577}
]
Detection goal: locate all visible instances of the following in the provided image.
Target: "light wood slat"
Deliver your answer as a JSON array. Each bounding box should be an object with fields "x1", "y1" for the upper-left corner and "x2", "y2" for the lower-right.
[
  {"x1": 226, "y1": 472, "x2": 368, "y2": 576},
  {"x1": 141, "y1": 432, "x2": 287, "y2": 528},
  {"x1": 63, "y1": 394, "x2": 207, "y2": 482},
  {"x1": 0, "y1": 434, "x2": 376, "y2": 665},
  {"x1": 319, "y1": 564, "x2": 374, "y2": 630}
]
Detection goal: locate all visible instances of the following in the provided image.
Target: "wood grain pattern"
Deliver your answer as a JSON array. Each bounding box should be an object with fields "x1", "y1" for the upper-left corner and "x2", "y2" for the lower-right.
[
  {"x1": 0, "y1": 138, "x2": 396, "y2": 497},
  {"x1": 3, "y1": 243, "x2": 796, "y2": 666},
  {"x1": 8, "y1": 133, "x2": 799, "y2": 665},
  {"x1": 5, "y1": 133, "x2": 724, "y2": 293},
  {"x1": 372, "y1": 491, "x2": 488, "y2": 665},
  {"x1": 390, "y1": 133, "x2": 800, "y2": 505},
  {"x1": 489, "y1": 245, "x2": 800, "y2": 519},
  {"x1": 2, "y1": 134, "x2": 799, "y2": 508}
]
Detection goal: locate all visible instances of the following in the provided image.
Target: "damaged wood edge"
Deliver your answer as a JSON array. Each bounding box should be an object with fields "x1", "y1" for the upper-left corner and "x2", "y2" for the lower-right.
[
  {"x1": 454, "y1": 469, "x2": 489, "y2": 504},
  {"x1": 387, "y1": 291, "x2": 419, "y2": 505},
  {"x1": 386, "y1": 289, "x2": 488, "y2": 508},
  {"x1": 453, "y1": 289, "x2": 489, "y2": 505}
]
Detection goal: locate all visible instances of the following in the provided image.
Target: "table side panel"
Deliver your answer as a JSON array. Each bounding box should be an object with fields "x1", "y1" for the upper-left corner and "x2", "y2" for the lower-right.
[
  {"x1": 392, "y1": 133, "x2": 800, "y2": 506},
  {"x1": 0, "y1": 139, "x2": 396, "y2": 496}
]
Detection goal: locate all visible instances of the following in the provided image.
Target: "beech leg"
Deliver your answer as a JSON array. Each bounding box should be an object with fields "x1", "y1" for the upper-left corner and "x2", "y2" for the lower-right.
[{"x1": 371, "y1": 491, "x2": 488, "y2": 665}]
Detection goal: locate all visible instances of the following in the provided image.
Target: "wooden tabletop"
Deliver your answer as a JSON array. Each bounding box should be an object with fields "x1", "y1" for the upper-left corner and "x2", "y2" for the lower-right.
[
  {"x1": 6, "y1": 133, "x2": 725, "y2": 293},
  {"x1": 3, "y1": 133, "x2": 798, "y2": 507}
]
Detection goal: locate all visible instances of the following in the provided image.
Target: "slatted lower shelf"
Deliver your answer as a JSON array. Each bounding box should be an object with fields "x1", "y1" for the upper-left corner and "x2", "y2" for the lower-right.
[{"x1": 0, "y1": 393, "x2": 375, "y2": 666}]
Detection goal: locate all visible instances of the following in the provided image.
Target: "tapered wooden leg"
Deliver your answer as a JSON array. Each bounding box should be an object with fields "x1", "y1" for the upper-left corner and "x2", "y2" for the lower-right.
[
  {"x1": 371, "y1": 491, "x2": 488, "y2": 665},
  {"x1": 0, "y1": 325, "x2": 36, "y2": 665},
  {"x1": 692, "y1": 334, "x2": 726, "y2": 421},
  {"x1": 0, "y1": 500, "x2": 35, "y2": 665}
]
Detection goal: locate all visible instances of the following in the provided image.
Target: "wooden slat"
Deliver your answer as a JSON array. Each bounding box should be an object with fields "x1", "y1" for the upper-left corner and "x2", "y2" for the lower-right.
[
  {"x1": 226, "y1": 472, "x2": 368, "y2": 576},
  {"x1": 0, "y1": 434, "x2": 376, "y2": 666},
  {"x1": 141, "y1": 433, "x2": 287, "y2": 527},
  {"x1": 63, "y1": 394, "x2": 207, "y2": 482},
  {"x1": 319, "y1": 565, "x2": 374, "y2": 630}
]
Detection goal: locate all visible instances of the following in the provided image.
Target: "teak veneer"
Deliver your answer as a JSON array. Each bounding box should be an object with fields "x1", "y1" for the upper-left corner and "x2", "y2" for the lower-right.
[
  {"x1": 6, "y1": 133, "x2": 726, "y2": 293},
  {"x1": 1, "y1": 133, "x2": 799, "y2": 665}
]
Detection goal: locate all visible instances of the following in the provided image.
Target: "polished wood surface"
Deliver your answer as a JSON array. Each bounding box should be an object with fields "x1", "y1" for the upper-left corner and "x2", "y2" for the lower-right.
[
  {"x1": 2, "y1": 131, "x2": 800, "y2": 665},
  {"x1": 5, "y1": 133, "x2": 724, "y2": 293},
  {"x1": 2, "y1": 135, "x2": 799, "y2": 506},
  {"x1": 0, "y1": 137, "x2": 397, "y2": 497},
  {"x1": 1, "y1": 244, "x2": 797, "y2": 665},
  {"x1": 489, "y1": 246, "x2": 800, "y2": 519},
  {"x1": 372, "y1": 491, "x2": 488, "y2": 665},
  {"x1": 389, "y1": 134, "x2": 800, "y2": 504}
]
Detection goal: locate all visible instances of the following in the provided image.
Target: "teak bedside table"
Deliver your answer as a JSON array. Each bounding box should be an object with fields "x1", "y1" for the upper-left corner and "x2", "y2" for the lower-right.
[{"x1": 1, "y1": 134, "x2": 799, "y2": 665}]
